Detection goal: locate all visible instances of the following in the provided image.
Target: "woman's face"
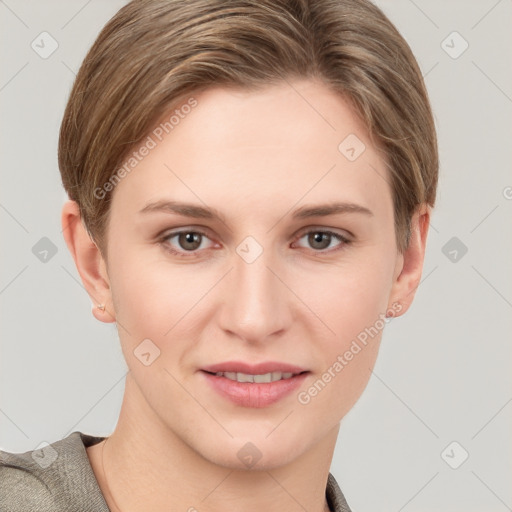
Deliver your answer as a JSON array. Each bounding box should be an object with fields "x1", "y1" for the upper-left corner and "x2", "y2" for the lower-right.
[{"x1": 102, "y1": 79, "x2": 408, "y2": 469}]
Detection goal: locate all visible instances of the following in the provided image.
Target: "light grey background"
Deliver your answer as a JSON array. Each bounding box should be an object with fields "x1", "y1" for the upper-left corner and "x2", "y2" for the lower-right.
[{"x1": 1, "y1": 1, "x2": 511, "y2": 511}]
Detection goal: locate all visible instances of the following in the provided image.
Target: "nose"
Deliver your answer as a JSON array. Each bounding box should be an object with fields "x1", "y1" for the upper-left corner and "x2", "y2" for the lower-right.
[{"x1": 218, "y1": 242, "x2": 293, "y2": 344}]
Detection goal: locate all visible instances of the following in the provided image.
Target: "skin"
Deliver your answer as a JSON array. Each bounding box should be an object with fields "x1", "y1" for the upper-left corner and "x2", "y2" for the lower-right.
[{"x1": 62, "y1": 78, "x2": 430, "y2": 512}]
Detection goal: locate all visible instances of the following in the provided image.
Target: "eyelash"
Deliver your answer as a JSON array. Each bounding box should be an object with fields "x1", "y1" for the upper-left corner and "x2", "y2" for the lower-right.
[{"x1": 159, "y1": 228, "x2": 352, "y2": 259}]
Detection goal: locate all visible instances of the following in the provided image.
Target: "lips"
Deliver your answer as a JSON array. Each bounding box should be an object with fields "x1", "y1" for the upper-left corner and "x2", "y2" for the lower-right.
[
  {"x1": 200, "y1": 365, "x2": 310, "y2": 408},
  {"x1": 200, "y1": 361, "x2": 310, "y2": 407},
  {"x1": 201, "y1": 361, "x2": 307, "y2": 375}
]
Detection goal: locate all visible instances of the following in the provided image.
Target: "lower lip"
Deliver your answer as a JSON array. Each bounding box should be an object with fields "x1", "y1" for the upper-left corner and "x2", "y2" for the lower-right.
[{"x1": 201, "y1": 371, "x2": 309, "y2": 408}]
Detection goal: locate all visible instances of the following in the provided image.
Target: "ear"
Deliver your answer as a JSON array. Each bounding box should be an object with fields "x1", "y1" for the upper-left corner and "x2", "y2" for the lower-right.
[
  {"x1": 61, "y1": 200, "x2": 115, "y2": 323},
  {"x1": 387, "y1": 204, "x2": 431, "y2": 317}
]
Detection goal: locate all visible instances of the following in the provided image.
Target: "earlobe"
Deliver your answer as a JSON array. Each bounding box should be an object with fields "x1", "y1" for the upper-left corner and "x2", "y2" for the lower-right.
[
  {"x1": 387, "y1": 204, "x2": 431, "y2": 317},
  {"x1": 61, "y1": 200, "x2": 116, "y2": 324}
]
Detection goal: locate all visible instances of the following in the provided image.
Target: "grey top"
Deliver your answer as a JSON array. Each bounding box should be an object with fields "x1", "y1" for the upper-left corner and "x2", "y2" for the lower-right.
[{"x1": 0, "y1": 431, "x2": 352, "y2": 512}]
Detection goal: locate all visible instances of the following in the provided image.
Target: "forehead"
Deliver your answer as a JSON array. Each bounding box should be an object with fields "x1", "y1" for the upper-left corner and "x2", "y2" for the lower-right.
[{"x1": 110, "y1": 79, "x2": 392, "y2": 221}]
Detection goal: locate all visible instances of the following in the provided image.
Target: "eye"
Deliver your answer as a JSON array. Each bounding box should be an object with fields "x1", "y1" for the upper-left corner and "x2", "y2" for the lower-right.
[
  {"x1": 159, "y1": 227, "x2": 351, "y2": 259},
  {"x1": 160, "y1": 229, "x2": 215, "y2": 257},
  {"x1": 293, "y1": 229, "x2": 351, "y2": 254}
]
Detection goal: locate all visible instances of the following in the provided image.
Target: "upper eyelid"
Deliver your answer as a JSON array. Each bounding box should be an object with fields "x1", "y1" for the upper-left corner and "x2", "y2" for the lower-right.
[
  {"x1": 161, "y1": 226, "x2": 351, "y2": 240},
  {"x1": 161, "y1": 227, "x2": 213, "y2": 241},
  {"x1": 161, "y1": 228, "x2": 215, "y2": 245},
  {"x1": 295, "y1": 226, "x2": 352, "y2": 239}
]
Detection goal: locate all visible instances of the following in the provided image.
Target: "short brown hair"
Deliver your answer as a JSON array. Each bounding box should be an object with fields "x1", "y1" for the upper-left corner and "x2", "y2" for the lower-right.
[{"x1": 58, "y1": 0, "x2": 438, "y2": 256}]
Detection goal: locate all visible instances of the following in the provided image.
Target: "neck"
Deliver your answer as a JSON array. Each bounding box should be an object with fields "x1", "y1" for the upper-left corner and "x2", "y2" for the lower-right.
[{"x1": 88, "y1": 372, "x2": 338, "y2": 512}]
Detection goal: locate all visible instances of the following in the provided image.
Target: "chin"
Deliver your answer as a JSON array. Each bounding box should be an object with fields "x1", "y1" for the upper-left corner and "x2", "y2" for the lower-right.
[{"x1": 194, "y1": 432, "x2": 307, "y2": 471}]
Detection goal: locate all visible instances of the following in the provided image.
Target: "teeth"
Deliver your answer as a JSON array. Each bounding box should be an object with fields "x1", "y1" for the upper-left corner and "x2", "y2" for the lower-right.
[{"x1": 214, "y1": 371, "x2": 296, "y2": 383}]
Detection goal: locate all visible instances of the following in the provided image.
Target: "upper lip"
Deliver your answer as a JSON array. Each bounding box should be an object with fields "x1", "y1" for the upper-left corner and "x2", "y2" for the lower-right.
[{"x1": 201, "y1": 361, "x2": 308, "y2": 375}]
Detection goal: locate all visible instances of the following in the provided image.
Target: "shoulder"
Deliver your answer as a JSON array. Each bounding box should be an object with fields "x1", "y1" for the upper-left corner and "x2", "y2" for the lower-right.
[{"x1": 0, "y1": 431, "x2": 110, "y2": 512}]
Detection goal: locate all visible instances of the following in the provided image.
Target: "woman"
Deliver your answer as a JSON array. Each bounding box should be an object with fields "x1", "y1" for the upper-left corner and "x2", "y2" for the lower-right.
[{"x1": 0, "y1": 0, "x2": 437, "y2": 510}]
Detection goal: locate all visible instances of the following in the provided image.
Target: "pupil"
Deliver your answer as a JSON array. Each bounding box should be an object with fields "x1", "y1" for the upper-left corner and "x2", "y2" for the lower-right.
[
  {"x1": 310, "y1": 232, "x2": 329, "y2": 249},
  {"x1": 181, "y1": 232, "x2": 200, "y2": 250}
]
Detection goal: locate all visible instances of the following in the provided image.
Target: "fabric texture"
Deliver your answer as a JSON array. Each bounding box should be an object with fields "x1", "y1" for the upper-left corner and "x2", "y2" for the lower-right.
[{"x1": 0, "y1": 432, "x2": 352, "y2": 512}]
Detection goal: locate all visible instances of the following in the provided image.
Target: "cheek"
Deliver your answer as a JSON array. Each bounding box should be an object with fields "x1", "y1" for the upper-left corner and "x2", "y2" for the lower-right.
[
  {"x1": 107, "y1": 248, "x2": 222, "y2": 380},
  {"x1": 295, "y1": 271, "x2": 391, "y2": 428},
  {"x1": 109, "y1": 245, "x2": 195, "y2": 326},
  {"x1": 106, "y1": 247, "x2": 181, "y2": 356},
  {"x1": 298, "y1": 253, "x2": 394, "y2": 401},
  {"x1": 304, "y1": 253, "x2": 395, "y2": 342}
]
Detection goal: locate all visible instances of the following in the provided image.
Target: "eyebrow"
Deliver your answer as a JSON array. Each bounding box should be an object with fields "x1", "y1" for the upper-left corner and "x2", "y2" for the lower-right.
[{"x1": 138, "y1": 200, "x2": 373, "y2": 221}]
